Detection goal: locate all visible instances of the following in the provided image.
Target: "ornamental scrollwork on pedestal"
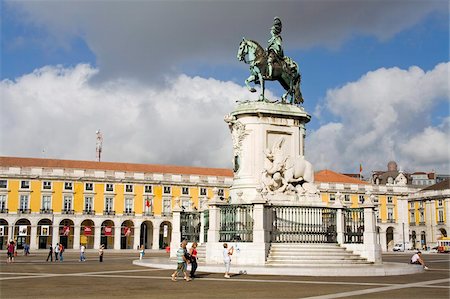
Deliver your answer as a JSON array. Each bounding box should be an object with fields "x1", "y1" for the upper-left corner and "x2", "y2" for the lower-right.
[{"x1": 224, "y1": 114, "x2": 247, "y2": 173}]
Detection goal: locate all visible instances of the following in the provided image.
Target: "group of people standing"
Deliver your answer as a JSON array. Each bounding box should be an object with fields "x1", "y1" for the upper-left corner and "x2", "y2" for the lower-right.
[
  {"x1": 46, "y1": 243, "x2": 65, "y2": 262},
  {"x1": 171, "y1": 240, "x2": 198, "y2": 282}
]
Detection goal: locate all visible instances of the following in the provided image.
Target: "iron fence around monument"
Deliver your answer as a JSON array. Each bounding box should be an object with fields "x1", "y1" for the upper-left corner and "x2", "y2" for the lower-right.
[
  {"x1": 219, "y1": 205, "x2": 254, "y2": 242},
  {"x1": 180, "y1": 211, "x2": 201, "y2": 242},
  {"x1": 270, "y1": 206, "x2": 337, "y2": 243},
  {"x1": 344, "y1": 208, "x2": 364, "y2": 244}
]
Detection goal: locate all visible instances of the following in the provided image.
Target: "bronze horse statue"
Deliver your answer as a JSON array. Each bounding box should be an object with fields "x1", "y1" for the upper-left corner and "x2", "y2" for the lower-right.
[{"x1": 237, "y1": 38, "x2": 303, "y2": 104}]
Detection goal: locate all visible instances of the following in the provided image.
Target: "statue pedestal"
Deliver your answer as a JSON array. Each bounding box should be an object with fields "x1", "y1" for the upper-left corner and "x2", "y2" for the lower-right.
[{"x1": 225, "y1": 102, "x2": 321, "y2": 205}]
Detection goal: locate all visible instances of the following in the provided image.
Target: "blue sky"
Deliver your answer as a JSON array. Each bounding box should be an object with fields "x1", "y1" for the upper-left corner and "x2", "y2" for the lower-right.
[{"x1": 1, "y1": 1, "x2": 449, "y2": 174}]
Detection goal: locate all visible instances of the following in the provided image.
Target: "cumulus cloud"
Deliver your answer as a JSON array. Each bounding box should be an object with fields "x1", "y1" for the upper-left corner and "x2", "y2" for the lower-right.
[
  {"x1": 307, "y1": 62, "x2": 450, "y2": 174},
  {"x1": 0, "y1": 64, "x2": 275, "y2": 167},
  {"x1": 4, "y1": 0, "x2": 445, "y2": 81}
]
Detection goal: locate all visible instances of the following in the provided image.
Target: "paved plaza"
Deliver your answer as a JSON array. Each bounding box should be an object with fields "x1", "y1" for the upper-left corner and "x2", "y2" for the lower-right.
[{"x1": 0, "y1": 250, "x2": 448, "y2": 299}]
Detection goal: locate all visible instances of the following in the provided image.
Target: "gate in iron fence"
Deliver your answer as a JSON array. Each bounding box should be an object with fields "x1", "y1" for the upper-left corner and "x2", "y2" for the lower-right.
[
  {"x1": 270, "y1": 206, "x2": 337, "y2": 243},
  {"x1": 219, "y1": 205, "x2": 254, "y2": 242},
  {"x1": 344, "y1": 208, "x2": 364, "y2": 244},
  {"x1": 203, "y1": 209, "x2": 209, "y2": 243},
  {"x1": 180, "y1": 211, "x2": 201, "y2": 242}
]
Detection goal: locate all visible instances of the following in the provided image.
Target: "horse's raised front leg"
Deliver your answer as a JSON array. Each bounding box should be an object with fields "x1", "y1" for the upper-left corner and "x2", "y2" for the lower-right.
[{"x1": 245, "y1": 75, "x2": 257, "y2": 93}]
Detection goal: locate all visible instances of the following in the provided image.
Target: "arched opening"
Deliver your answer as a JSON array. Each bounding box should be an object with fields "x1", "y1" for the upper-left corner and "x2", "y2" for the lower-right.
[
  {"x1": 411, "y1": 231, "x2": 417, "y2": 249},
  {"x1": 81, "y1": 219, "x2": 95, "y2": 249},
  {"x1": 59, "y1": 219, "x2": 74, "y2": 249},
  {"x1": 159, "y1": 221, "x2": 172, "y2": 249},
  {"x1": 101, "y1": 220, "x2": 114, "y2": 249},
  {"x1": 420, "y1": 231, "x2": 427, "y2": 250},
  {"x1": 386, "y1": 227, "x2": 394, "y2": 250},
  {"x1": 121, "y1": 220, "x2": 134, "y2": 249},
  {"x1": 37, "y1": 218, "x2": 52, "y2": 249},
  {"x1": 14, "y1": 218, "x2": 31, "y2": 249},
  {"x1": 0, "y1": 219, "x2": 9, "y2": 250},
  {"x1": 140, "y1": 221, "x2": 153, "y2": 249}
]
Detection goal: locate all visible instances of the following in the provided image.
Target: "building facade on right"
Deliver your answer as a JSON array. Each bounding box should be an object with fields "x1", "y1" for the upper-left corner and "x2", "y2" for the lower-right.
[{"x1": 406, "y1": 179, "x2": 450, "y2": 250}]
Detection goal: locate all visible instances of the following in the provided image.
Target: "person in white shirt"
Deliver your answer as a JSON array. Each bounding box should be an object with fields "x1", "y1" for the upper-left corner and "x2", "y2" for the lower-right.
[
  {"x1": 223, "y1": 243, "x2": 234, "y2": 278},
  {"x1": 80, "y1": 244, "x2": 86, "y2": 262},
  {"x1": 410, "y1": 251, "x2": 428, "y2": 270}
]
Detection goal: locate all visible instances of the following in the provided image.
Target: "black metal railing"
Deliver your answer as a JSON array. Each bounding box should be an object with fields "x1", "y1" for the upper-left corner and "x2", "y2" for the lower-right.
[
  {"x1": 123, "y1": 211, "x2": 135, "y2": 216},
  {"x1": 62, "y1": 209, "x2": 74, "y2": 215},
  {"x1": 0, "y1": 208, "x2": 9, "y2": 214},
  {"x1": 103, "y1": 210, "x2": 116, "y2": 216},
  {"x1": 18, "y1": 208, "x2": 31, "y2": 214},
  {"x1": 143, "y1": 211, "x2": 154, "y2": 217},
  {"x1": 40, "y1": 209, "x2": 53, "y2": 214},
  {"x1": 219, "y1": 204, "x2": 254, "y2": 242},
  {"x1": 270, "y1": 206, "x2": 337, "y2": 243},
  {"x1": 83, "y1": 210, "x2": 95, "y2": 215},
  {"x1": 344, "y1": 208, "x2": 364, "y2": 244},
  {"x1": 180, "y1": 211, "x2": 201, "y2": 242}
]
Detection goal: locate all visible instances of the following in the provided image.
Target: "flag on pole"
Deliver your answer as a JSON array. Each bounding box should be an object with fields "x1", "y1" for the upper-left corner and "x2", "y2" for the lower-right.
[
  {"x1": 359, "y1": 164, "x2": 363, "y2": 173},
  {"x1": 145, "y1": 198, "x2": 151, "y2": 208}
]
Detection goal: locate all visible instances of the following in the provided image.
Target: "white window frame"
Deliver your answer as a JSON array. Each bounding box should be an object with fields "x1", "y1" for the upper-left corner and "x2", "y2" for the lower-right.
[
  {"x1": 84, "y1": 196, "x2": 94, "y2": 213},
  {"x1": 124, "y1": 197, "x2": 134, "y2": 213},
  {"x1": 85, "y1": 182, "x2": 94, "y2": 191},
  {"x1": 105, "y1": 183, "x2": 114, "y2": 192},
  {"x1": 358, "y1": 195, "x2": 365, "y2": 203},
  {"x1": 387, "y1": 196, "x2": 393, "y2": 204},
  {"x1": 63, "y1": 195, "x2": 73, "y2": 211},
  {"x1": 344, "y1": 194, "x2": 350, "y2": 202},
  {"x1": 163, "y1": 186, "x2": 171, "y2": 194},
  {"x1": 144, "y1": 185, "x2": 153, "y2": 194},
  {"x1": 42, "y1": 181, "x2": 52, "y2": 190},
  {"x1": 42, "y1": 195, "x2": 52, "y2": 210},
  {"x1": 0, "y1": 194, "x2": 7, "y2": 210},
  {"x1": 0, "y1": 180, "x2": 7, "y2": 189},
  {"x1": 64, "y1": 181, "x2": 73, "y2": 190},
  {"x1": 19, "y1": 194, "x2": 29, "y2": 210},
  {"x1": 125, "y1": 184, "x2": 133, "y2": 193},
  {"x1": 419, "y1": 211, "x2": 424, "y2": 223},
  {"x1": 387, "y1": 208, "x2": 394, "y2": 220},
  {"x1": 329, "y1": 193, "x2": 335, "y2": 201},
  {"x1": 105, "y1": 196, "x2": 114, "y2": 212},
  {"x1": 163, "y1": 197, "x2": 171, "y2": 214},
  {"x1": 438, "y1": 210, "x2": 444, "y2": 222},
  {"x1": 21, "y1": 180, "x2": 30, "y2": 189},
  {"x1": 218, "y1": 188, "x2": 224, "y2": 196},
  {"x1": 200, "y1": 187, "x2": 207, "y2": 196},
  {"x1": 182, "y1": 187, "x2": 189, "y2": 195},
  {"x1": 410, "y1": 211, "x2": 415, "y2": 221}
]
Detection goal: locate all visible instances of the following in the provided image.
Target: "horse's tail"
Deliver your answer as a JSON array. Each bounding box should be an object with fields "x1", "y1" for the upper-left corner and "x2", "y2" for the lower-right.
[{"x1": 294, "y1": 73, "x2": 303, "y2": 105}]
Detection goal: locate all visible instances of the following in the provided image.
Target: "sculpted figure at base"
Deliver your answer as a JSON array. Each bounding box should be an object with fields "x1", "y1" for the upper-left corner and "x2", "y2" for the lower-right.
[
  {"x1": 237, "y1": 17, "x2": 303, "y2": 104},
  {"x1": 261, "y1": 137, "x2": 318, "y2": 196}
]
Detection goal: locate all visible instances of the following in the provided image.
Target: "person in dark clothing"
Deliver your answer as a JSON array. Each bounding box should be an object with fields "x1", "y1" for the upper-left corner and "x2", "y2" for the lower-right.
[{"x1": 46, "y1": 245, "x2": 53, "y2": 262}]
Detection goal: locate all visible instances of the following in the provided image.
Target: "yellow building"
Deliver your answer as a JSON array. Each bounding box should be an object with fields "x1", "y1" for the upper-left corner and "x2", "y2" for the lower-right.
[
  {"x1": 0, "y1": 157, "x2": 232, "y2": 250},
  {"x1": 315, "y1": 170, "x2": 413, "y2": 251}
]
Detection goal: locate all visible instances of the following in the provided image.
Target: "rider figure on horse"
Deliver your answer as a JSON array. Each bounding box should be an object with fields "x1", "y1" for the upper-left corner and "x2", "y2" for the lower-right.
[{"x1": 267, "y1": 17, "x2": 284, "y2": 79}]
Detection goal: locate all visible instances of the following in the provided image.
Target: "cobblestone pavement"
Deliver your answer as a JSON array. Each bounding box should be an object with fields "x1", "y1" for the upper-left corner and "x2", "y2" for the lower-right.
[{"x1": 0, "y1": 251, "x2": 448, "y2": 299}]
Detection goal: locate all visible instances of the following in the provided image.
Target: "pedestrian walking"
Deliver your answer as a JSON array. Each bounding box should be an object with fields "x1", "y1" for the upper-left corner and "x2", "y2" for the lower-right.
[
  {"x1": 54, "y1": 243, "x2": 60, "y2": 261},
  {"x1": 139, "y1": 245, "x2": 145, "y2": 260},
  {"x1": 46, "y1": 245, "x2": 53, "y2": 262},
  {"x1": 171, "y1": 240, "x2": 191, "y2": 282},
  {"x1": 59, "y1": 243, "x2": 64, "y2": 262},
  {"x1": 6, "y1": 240, "x2": 15, "y2": 263},
  {"x1": 80, "y1": 244, "x2": 86, "y2": 262},
  {"x1": 189, "y1": 242, "x2": 198, "y2": 278},
  {"x1": 223, "y1": 243, "x2": 234, "y2": 278},
  {"x1": 99, "y1": 244, "x2": 104, "y2": 262}
]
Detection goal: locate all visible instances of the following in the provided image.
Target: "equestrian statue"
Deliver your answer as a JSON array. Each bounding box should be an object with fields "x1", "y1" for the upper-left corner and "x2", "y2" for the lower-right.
[{"x1": 237, "y1": 17, "x2": 304, "y2": 105}]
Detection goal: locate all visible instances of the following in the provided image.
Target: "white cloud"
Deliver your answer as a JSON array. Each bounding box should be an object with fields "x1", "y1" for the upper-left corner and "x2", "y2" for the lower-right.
[
  {"x1": 307, "y1": 62, "x2": 450, "y2": 174},
  {"x1": 0, "y1": 64, "x2": 274, "y2": 167},
  {"x1": 5, "y1": 0, "x2": 445, "y2": 81}
]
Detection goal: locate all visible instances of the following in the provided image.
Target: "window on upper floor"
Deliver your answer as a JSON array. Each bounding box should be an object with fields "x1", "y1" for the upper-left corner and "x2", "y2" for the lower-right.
[
  {"x1": 438, "y1": 200, "x2": 443, "y2": 207},
  {"x1": 125, "y1": 184, "x2": 133, "y2": 193},
  {"x1": 0, "y1": 180, "x2": 7, "y2": 189},
  {"x1": 19, "y1": 194, "x2": 29, "y2": 210},
  {"x1": 419, "y1": 211, "x2": 424, "y2": 223},
  {"x1": 410, "y1": 202, "x2": 414, "y2": 209},
  {"x1": 84, "y1": 196, "x2": 93, "y2": 212},
  {"x1": 387, "y1": 196, "x2": 393, "y2": 204},
  {"x1": 105, "y1": 197, "x2": 114, "y2": 212},
  {"x1": 358, "y1": 195, "x2": 365, "y2": 204},
  {"x1": 163, "y1": 186, "x2": 171, "y2": 194},
  {"x1": 21, "y1": 180, "x2": 30, "y2": 189},
  {"x1": 42, "y1": 195, "x2": 51, "y2": 210},
  {"x1": 144, "y1": 185, "x2": 153, "y2": 194},
  {"x1": 329, "y1": 193, "x2": 335, "y2": 201},
  {"x1": 387, "y1": 208, "x2": 394, "y2": 220},
  {"x1": 163, "y1": 197, "x2": 171, "y2": 213},
  {"x1": 0, "y1": 194, "x2": 6, "y2": 210},
  {"x1": 182, "y1": 187, "x2": 189, "y2": 195},
  {"x1": 200, "y1": 187, "x2": 207, "y2": 196},
  {"x1": 373, "y1": 195, "x2": 379, "y2": 203},
  {"x1": 63, "y1": 196, "x2": 72, "y2": 211},
  {"x1": 106, "y1": 183, "x2": 114, "y2": 192},
  {"x1": 419, "y1": 201, "x2": 424, "y2": 208},
  {"x1": 218, "y1": 189, "x2": 224, "y2": 197},
  {"x1": 64, "y1": 182, "x2": 73, "y2": 190},
  {"x1": 410, "y1": 211, "x2": 415, "y2": 221},
  {"x1": 438, "y1": 210, "x2": 444, "y2": 223},
  {"x1": 125, "y1": 197, "x2": 133, "y2": 213},
  {"x1": 43, "y1": 181, "x2": 52, "y2": 190},
  {"x1": 85, "y1": 182, "x2": 93, "y2": 191},
  {"x1": 344, "y1": 194, "x2": 350, "y2": 202}
]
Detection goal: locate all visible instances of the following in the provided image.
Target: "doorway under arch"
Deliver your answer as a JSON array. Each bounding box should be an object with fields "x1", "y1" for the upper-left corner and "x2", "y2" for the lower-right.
[
  {"x1": 121, "y1": 220, "x2": 134, "y2": 249},
  {"x1": 101, "y1": 220, "x2": 115, "y2": 249},
  {"x1": 159, "y1": 221, "x2": 172, "y2": 249},
  {"x1": 140, "y1": 221, "x2": 153, "y2": 249},
  {"x1": 14, "y1": 218, "x2": 31, "y2": 249},
  {"x1": 37, "y1": 218, "x2": 52, "y2": 249},
  {"x1": 386, "y1": 227, "x2": 394, "y2": 250},
  {"x1": 81, "y1": 219, "x2": 95, "y2": 249},
  {"x1": 59, "y1": 219, "x2": 74, "y2": 249}
]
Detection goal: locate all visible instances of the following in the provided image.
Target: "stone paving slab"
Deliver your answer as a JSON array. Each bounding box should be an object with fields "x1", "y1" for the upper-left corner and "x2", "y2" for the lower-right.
[{"x1": 133, "y1": 257, "x2": 424, "y2": 276}]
